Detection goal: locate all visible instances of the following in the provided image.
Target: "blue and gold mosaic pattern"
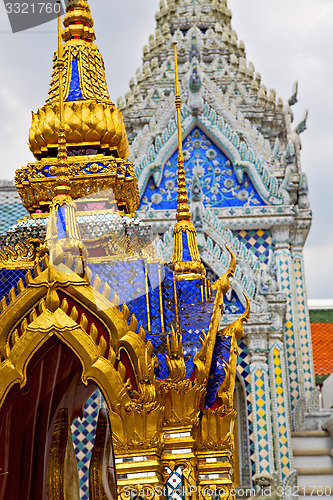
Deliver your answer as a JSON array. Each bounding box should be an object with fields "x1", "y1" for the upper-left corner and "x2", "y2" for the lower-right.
[
  {"x1": 72, "y1": 390, "x2": 106, "y2": 500},
  {"x1": 276, "y1": 250, "x2": 300, "y2": 410},
  {"x1": 292, "y1": 254, "x2": 315, "y2": 392},
  {"x1": 90, "y1": 260, "x2": 147, "y2": 312},
  {"x1": 0, "y1": 268, "x2": 34, "y2": 304},
  {"x1": 269, "y1": 343, "x2": 293, "y2": 481},
  {"x1": 166, "y1": 465, "x2": 184, "y2": 500},
  {"x1": 140, "y1": 127, "x2": 264, "y2": 211},
  {"x1": 205, "y1": 334, "x2": 231, "y2": 408},
  {"x1": 176, "y1": 278, "x2": 203, "y2": 305},
  {"x1": 0, "y1": 196, "x2": 28, "y2": 237},
  {"x1": 237, "y1": 341, "x2": 255, "y2": 477},
  {"x1": 250, "y1": 363, "x2": 274, "y2": 476},
  {"x1": 179, "y1": 297, "x2": 215, "y2": 378},
  {"x1": 234, "y1": 229, "x2": 273, "y2": 266},
  {"x1": 66, "y1": 57, "x2": 84, "y2": 101}
]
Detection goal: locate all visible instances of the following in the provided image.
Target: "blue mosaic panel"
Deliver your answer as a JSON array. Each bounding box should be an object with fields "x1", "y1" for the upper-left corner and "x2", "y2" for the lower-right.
[
  {"x1": 0, "y1": 268, "x2": 34, "y2": 304},
  {"x1": 224, "y1": 291, "x2": 245, "y2": 315},
  {"x1": 72, "y1": 390, "x2": 106, "y2": 500},
  {"x1": 0, "y1": 198, "x2": 28, "y2": 236},
  {"x1": 250, "y1": 364, "x2": 274, "y2": 476},
  {"x1": 179, "y1": 296, "x2": 215, "y2": 378},
  {"x1": 90, "y1": 260, "x2": 147, "y2": 309},
  {"x1": 166, "y1": 466, "x2": 184, "y2": 500},
  {"x1": 181, "y1": 232, "x2": 192, "y2": 261},
  {"x1": 237, "y1": 341, "x2": 255, "y2": 478},
  {"x1": 176, "y1": 278, "x2": 203, "y2": 305},
  {"x1": 150, "y1": 273, "x2": 214, "y2": 380},
  {"x1": 234, "y1": 229, "x2": 273, "y2": 266},
  {"x1": 147, "y1": 261, "x2": 163, "y2": 334},
  {"x1": 140, "y1": 127, "x2": 264, "y2": 210},
  {"x1": 161, "y1": 266, "x2": 177, "y2": 329},
  {"x1": 205, "y1": 334, "x2": 231, "y2": 408},
  {"x1": 66, "y1": 56, "x2": 84, "y2": 101}
]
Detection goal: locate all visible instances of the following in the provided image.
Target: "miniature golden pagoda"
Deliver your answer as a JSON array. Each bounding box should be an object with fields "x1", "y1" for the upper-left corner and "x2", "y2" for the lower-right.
[{"x1": 0, "y1": 1, "x2": 249, "y2": 498}]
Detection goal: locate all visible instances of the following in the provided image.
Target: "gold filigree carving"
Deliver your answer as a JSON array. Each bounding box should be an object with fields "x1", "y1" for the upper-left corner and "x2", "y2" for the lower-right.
[
  {"x1": 15, "y1": 155, "x2": 139, "y2": 214},
  {"x1": 0, "y1": 240, "x2": 44, "y2": 269},
  {"x1": 217, "y1": 294, "x2": 250, "y2": 413},
  {"x1": 196, "y1": 407, "x2": 236, "y2": 451},
  {"x1": 109, "y1": 404, "x2": 163, "y2": 452},
  {"x1": 166, "y1": 326, "x2": 186, "y2": 383},
  {"x1": 46, "y1": 408, "x2": 80, "y2": 500}
]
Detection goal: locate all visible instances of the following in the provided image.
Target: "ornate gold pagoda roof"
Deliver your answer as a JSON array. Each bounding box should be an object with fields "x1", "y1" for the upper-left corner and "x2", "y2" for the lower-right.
[
  {"x1": 18, "y1": 0, "x2": 138, "y2": 214},
  {"x1": 28, "y1": 0, "x2": 128, "y2": 160}
]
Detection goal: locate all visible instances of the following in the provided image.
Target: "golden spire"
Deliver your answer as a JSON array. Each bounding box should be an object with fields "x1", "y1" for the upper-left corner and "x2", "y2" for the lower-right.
[
  {"x1": 46, "y1": 6, "x2": 82, "y2": 265},
  {"x1": 64, "y1": 0, "x2": 93, "y2": 26},
  {"x1": 28, "y1": 0, "x2": 129, "y2": 160},
  {"x1": 171, "y1": 42, "x2": 204, "y2": 276},
  {"x1": 55, "y1": 4, "x2": 70, "y2": 198}
]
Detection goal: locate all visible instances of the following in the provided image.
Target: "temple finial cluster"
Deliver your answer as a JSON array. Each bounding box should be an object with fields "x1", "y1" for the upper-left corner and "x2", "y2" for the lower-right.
[
  {"x1": 171, "y1": 42, "x2": 205, "y2": 276},
  {"x1": 173, "y1": 42, "x2": 191, "y2": 223},
  {"x1": 63, "y1": 0, "x2": 95, "y2": 42}
]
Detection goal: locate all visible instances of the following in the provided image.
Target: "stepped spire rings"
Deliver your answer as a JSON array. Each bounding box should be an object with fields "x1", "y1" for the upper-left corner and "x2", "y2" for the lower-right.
[
  {"x1": 171, "y1": 43, "x2": 204, "y2": 276},
  {"x1": 55, "y1": 4, "x2": 70, "y2": 197}
]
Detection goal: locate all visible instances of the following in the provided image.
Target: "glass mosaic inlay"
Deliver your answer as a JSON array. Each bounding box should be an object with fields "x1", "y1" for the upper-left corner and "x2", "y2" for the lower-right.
[{"x1": 140, "y1": 127, "x2": 264, "y2": 211}]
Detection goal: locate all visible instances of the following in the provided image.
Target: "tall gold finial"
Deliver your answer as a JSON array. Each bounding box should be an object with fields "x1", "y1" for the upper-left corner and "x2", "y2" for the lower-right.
[
  {"x1": 171, "y1": 42, "x2": 204, "y2": 276},
  {"x1": 46, "y1": 6, "x2": 83, "y2": 268},
  {"x1": 55, "y1": 4, "x2": 70, "y2": 198},
  {"x1": 174, "y1": 42, "x2": 191, "y2": 223}
]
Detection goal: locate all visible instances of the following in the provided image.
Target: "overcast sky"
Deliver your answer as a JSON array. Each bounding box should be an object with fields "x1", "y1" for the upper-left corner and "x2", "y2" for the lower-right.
[{"x1": 0, "y1": 0, "x2": 332, "y2": 299}]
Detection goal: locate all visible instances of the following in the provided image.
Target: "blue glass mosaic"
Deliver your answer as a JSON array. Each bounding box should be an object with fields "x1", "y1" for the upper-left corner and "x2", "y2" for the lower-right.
[
  {"x1": 56, "y1": 205, "x2": 67, "y2": 239},
  {"x1": 161, "y1": 266, "x2": 177, "y2": 329},
  {"x1": 182, "y1": 232, "x2": 192, "y2": 261},
  {"x1": 179, "y1": 296, "x2": 215, "y2": 378},
  {"x1": 224, "y1": 291, "x2": 245, "y2": 315},
  {"x1": 234, "y1": 229, "x2": 273, "y2": 266},
  {"x1": 176, "y1": 278, "x2": 202, "y2": 305},
  {"x1": 0, "y1": 268, "x2": 34, "y2": 304},
  {"x1": 72, "y1": 390, "x2": 104, "y2": 500},
  {"x1": 66, "y1": 57, "x2": 84, "y2": 101},
  {"x1": 90, "y1": 260, "x2": 147, "y2": 307},
  {"x1": 205, "y1": 334, "x2": 231, "y2": 408},
  {"x1": 0, "y1": 204, "x2": 28, "y2": 236},
  {"x1": 140, "y1": 127, "x2": 264, "y2": 210}
]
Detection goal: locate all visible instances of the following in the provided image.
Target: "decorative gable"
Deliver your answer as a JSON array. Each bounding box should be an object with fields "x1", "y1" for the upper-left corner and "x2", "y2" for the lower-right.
[{"x1": 140, "y1": 127, "x2": 264, "y2": 211}]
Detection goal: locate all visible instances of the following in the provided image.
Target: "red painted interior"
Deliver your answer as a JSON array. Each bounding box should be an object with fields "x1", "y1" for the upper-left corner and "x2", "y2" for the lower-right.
[{"x1": 0, "y1": 337, "x2": 97, "y2": 500}]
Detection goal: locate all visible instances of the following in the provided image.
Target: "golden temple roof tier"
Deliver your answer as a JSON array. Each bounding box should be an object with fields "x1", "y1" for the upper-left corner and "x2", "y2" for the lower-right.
[
  {"x1": 15, "y1": 155, "x2": 139, "y2": 215},
  {"x1": 46, "y1": 28, "x2": 110, "y2": 105},
  {"x1": 28, "y1": 2, "x2": 129, "y2": 160},
  {"x1": 29, "y1": 99, "x2": 129, "y2": 160}
]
